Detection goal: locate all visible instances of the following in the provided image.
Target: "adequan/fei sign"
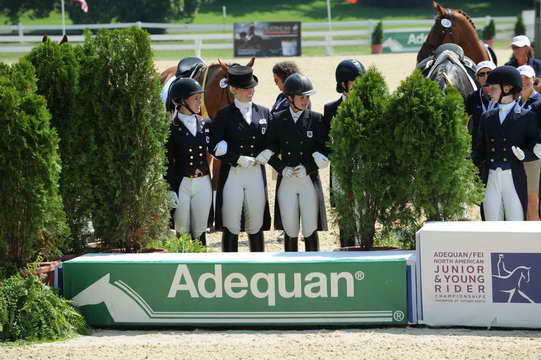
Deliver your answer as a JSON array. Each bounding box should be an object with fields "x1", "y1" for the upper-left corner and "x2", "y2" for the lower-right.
[
  {"x1": 63, "y1": 252, "x2": 410, "y2": 327},
  {"x1": 417, "y1": 221, "x2": 541, "y2": 328}
]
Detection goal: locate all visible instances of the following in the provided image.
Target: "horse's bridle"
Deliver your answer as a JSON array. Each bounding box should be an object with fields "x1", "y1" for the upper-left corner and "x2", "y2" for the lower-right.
[
  {"x1": 425, "y1": 9, "x2": 457, "y2": 54},
  {"x1": 192, "y1": 64, "x2": 234, "y2": 118}
]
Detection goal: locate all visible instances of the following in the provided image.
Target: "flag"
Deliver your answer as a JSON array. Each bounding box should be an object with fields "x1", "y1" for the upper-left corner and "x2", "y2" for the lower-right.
[
  {"x1": 343, "y1": 0, "x2": 358, "y2": 3},
  {"x1": 71, "y1": 0, "x2": 89, "y2": 13}
]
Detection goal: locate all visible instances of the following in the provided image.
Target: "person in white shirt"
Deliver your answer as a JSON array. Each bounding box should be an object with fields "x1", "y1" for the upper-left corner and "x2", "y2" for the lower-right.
[{"x1": 165, "y1": 78, "x2": 213, "y2": 244}]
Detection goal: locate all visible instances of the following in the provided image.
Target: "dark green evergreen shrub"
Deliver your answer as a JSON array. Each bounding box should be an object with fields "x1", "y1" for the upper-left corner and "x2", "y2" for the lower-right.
[
  {"x1": 371, "y1": 21, "x2": 383, "y2": 45},
  {"x1": 0, "y1": 60, "x2": 67, "y2": 268},
  {"x1": 386, "y1": 71, "x2": 483, "y2": 236},
  {"x1": 0, "y1": 262, "x2": 88, "y2": 342},
  {"x1": 79, "y1": 27, "x2": 169, "y2": 251},
  {"x1": 514, "y1": 13, "x2": 526, "y2": 36},
  {"x1": 483, "y1": 19, "x2": 496, "y2": 41},
  {"x1": 330, "y1": 66, "x2": 393, "y2": 249},
  {"x1": 26, "y1": 40, "x2": 95, "y2": 254}
]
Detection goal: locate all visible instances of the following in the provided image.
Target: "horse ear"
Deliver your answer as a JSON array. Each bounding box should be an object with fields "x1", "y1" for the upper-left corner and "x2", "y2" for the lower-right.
[
  {"x1": 246, "y1": 57, "x2": 255, "y2": 68},
  {"x1": 60, "y1": 34, "x2": 68, "y2": 44},
  {"x1": 433, "y1": 1, "x2": 445, "y2": 17},
  {"x1": 217, "y1": 59, "x2": 229, "y2": 72}
]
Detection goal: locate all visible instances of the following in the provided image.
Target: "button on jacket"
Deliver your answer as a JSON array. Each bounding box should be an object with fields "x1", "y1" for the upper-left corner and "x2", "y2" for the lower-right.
[
  {"x1": 267, "y1": 109, "x2": 330, "y2": 175},
  {"x1": 166, "y1": 115, "x2": 212, "y2": 193},
  {"x1": 472, "y1": 105, "x2": 540, "y2": 216}
]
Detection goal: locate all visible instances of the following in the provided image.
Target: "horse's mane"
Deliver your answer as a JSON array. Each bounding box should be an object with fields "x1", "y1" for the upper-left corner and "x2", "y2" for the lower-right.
[{"x1": 454, "y1": 9, "x2": 476, "y2": 30}]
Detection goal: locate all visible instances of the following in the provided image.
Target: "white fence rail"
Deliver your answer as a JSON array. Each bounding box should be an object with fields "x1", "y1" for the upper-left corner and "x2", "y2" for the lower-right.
[{"x1": 0, "y1": 16, "x2": 519, "y2": 56}]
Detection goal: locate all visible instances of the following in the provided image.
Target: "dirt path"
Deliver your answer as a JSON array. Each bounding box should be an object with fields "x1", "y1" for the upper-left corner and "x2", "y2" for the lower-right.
[{"x1": 3, "y1": 327, "x2": 540, "y2": 359}]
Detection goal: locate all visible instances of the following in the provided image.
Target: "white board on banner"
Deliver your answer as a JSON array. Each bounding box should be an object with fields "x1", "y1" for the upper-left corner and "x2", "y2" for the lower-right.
[{"x1": 416, "y1": 221, "x2": 541, "y2": 328}]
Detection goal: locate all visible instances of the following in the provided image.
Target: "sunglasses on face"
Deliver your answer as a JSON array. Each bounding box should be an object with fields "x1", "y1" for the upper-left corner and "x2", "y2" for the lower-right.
[{"x1": 477, "y1": 71, "x2": 490, "y2": 78}]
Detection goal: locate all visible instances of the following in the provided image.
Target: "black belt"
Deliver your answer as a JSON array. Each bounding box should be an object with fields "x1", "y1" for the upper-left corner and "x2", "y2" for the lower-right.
[{"x1": 184, "y1": 170, "x2": 209, "y2": 179}]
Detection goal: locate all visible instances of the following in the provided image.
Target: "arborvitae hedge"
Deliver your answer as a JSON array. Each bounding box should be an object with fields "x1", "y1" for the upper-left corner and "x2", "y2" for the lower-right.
[
  {"x1": 0, "y1": 60, "x2": 67, "y2": 268},
  {"x1": 483, "y1": 19, "x2": 496, "y2": 41},
  {"x1": 387, "y1": 71, "x2": 483, "y2": 231},
  {"x1": 79, "y1": 27, "x2": 169, "y2": 251},
  {"x1": 330, "y1": 66, "x2": 393, "y2": 249},
  {"x1": 514, "y1": 13, "x2": 526, "y2": 36},
  {"x1": 26, "y1": 40, "x2": 94, "y2": 254}
]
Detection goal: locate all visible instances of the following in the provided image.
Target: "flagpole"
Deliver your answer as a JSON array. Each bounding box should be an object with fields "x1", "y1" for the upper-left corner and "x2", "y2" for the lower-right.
[
  {"x1": 61, "y1": 0, "x2": 66, "y2": 36},
  {"x1": 326, "y1": 0, "x2": 332, "y2": 32}
]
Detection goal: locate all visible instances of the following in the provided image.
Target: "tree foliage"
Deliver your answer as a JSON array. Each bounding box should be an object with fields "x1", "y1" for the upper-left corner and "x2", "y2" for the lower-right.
[
  {"x1": 330, "y1": 66, "x2": 393, "y2": 249},
  {"x1": 386, "y1": 71, "x2": 483, "y2": 228},
  {"x1": 483, "y1": 19, "x2": 496, "y2": 41},
  {"x1": 78, "y1": 27, "x2": 169, "y2": 251},
  {"x1": 514, "y1": 13, "x2": 526, "y2": 36},
  {"x1": 0, "y1": 0, "x2": 205, "y2": 24},
  {"x1": 0, "y1": 262, "x2": 88, "y2": 342},
  {"x1": 0, "y1": 60, "x2": 68, "y2": 267},
  {"x1": 26, "y1": 40, "x2": 94, "y2": 254},
  {"x1": 371, "y1": 21, "x2": 383, "y2": 45}
]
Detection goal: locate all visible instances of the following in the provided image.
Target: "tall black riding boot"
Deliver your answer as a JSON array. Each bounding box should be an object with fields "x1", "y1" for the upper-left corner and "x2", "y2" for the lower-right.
[
  {"x1": 284, "y1": 234, "x2": 298, "y2": 252},
  {"x1": 304, "y1": 232, "x2": 320, "y2": 252},
  {"x1": 198, "y1": 232, "x2": 207, "y2": 246},
  {"x1": 248, "y1": 231, "x2": 264, "y2": 252},
  {"x1": 221, "y1": 228, "x2": 238, "y2": 252}
]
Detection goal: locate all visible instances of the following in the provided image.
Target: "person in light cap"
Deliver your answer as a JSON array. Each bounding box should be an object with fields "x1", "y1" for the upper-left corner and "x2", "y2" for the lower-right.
[
  {"x1": 466, "y1": 60, "x2": 497, "y2": 143},
  {"x1": 517, "y1": 64, "x2": 541, "y2": 220},
  {"x1": 472, "y1": 66, "x2": 541, "y2": 221},
  {"x1": 506, "y1": 35, "x2": 541, "y2": 92}
]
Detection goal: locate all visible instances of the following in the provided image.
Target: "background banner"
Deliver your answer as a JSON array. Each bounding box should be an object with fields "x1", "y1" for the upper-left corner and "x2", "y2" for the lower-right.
[
  {"x1": 234, "y1": 21, "x2": 301, "y2": 57},
  {"x1": 64, "y1": 252, "x2": 409, "y2": 327}
]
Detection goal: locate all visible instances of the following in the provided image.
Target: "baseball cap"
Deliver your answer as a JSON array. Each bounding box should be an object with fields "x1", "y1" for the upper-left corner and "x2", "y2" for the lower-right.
[
  {"x1": 512, "y1": 35, "x2": 531, "y2": 48},
  {"x1": 475, "y1": 60, "x2": 496, "y2": 74},
  {"x1": 517, "y1": 64, "x2": 536, "y2": 78}
]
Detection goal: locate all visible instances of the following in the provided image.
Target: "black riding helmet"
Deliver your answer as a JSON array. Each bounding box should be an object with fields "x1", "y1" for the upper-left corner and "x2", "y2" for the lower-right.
[
  {"x1": 176, "y1": 56, "x2": 206, "y2": 78},
  {"x1": 486, "y1": 65, "x2": 522, "y2": 103},
  {"x1": 283, "y1": 73, "x2": 316, "y2": 97},
  {"x1": 335, "y1": 59, "x2": 365, "y2": 93},
  {"x1": 168, "y1": 77, "x2": 204, "y2": 114}
]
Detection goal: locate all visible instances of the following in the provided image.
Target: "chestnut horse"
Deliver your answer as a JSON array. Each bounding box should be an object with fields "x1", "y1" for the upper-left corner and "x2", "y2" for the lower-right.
[
  {"x1": 159, "y1": 57, "x2": 255, "y2": 195},
  {"x1": 417, "y1": 2, "x2": 491, "y2": 65}
]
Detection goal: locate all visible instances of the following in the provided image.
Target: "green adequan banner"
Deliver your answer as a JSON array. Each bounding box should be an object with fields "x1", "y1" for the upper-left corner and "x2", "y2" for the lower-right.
[{"x1": 64, "y1": 252, "x2": 408, "y2": 327}]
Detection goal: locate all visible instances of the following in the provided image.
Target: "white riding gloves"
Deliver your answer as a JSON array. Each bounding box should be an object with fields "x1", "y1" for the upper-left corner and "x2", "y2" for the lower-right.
[
  {"x1": 282, "y1": 167, "x2": 295, "y2": 177},
  {"x1": 293, "y1": 165, "x2": 307, "y2": 177},
  {"x1": 214, "y1": 140, "x2": 228, "y2": 157},
  {"x1": 534, "y1": 144, "x2": 541, "y2": 159},
  {"x1": 312, "y1": 152, "x2": 330, "y2": 169},
  {"x1": 511, "y1": 146, "x2": 525, "y2": 161},
  {"x1": 169, "y1": 191, "x2": 179, "y2": 209},
  {"x1": 237, "y1": 155, "x2": 257, "y2": 168},
  {"x1": 256, "y1": 149, "x2": 274, "y2": 165}
]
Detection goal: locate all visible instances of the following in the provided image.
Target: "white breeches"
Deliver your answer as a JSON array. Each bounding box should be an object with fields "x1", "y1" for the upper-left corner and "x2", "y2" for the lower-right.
[
  {"x1": 174, "y1": 175, "x2": 212, "y2": 238},
  {"x1": 278, "y1": 175, "x2": 318, "y2": 238},
  {"x1": 222, "y1": 165, "x2": 266, "y2": 235},
  {"x1": 483, "y1": 169, "x2": 524, "y2": 221}
]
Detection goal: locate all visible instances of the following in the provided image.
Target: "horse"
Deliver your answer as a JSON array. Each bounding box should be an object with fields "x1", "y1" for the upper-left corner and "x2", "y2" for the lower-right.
[
  {"x1": 492, "y1": 263, "x2": 534, "y2": 303},
  {"x1": 160, "y1": 58, "x2": 255, "y2": 196},
  {"x1": 417, "y1": 2, "x2": 493, "y2": 65}
]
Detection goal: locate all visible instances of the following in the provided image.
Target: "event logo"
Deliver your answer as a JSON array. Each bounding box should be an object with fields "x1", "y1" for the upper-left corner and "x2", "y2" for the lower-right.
[{"x1": 491, "y1": 253, "x2": 541, "y2": 304}]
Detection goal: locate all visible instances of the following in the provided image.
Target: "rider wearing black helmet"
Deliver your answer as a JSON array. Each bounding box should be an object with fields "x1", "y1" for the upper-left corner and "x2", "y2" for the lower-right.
[
  {"x1": 472, "y1": 65, "x2": 540, "y2": 221},
  {"x1": 259, "y1": 73, "x2": 329, "y2": 252},
  {"x1": 165, "y1": 77, "x2": 213, "y2": 245},
  {"x1": 161, "y1": 56, "x2": 206, "y2": 112},
  {"x1": 323, "y1": 59, "x2": 365, "y2": 247}
]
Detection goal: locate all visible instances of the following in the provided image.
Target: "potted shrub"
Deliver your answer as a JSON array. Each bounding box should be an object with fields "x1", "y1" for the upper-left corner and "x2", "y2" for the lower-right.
[
  {"x1": 514, "y1": 13, "x2": 526, "y2": 36},
  {"x1": 371, "y1": 21, "x2": 383, "y2": 54},
  {"x1": 482, "y1": 19, "x2": 496, "y2": 47}
]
